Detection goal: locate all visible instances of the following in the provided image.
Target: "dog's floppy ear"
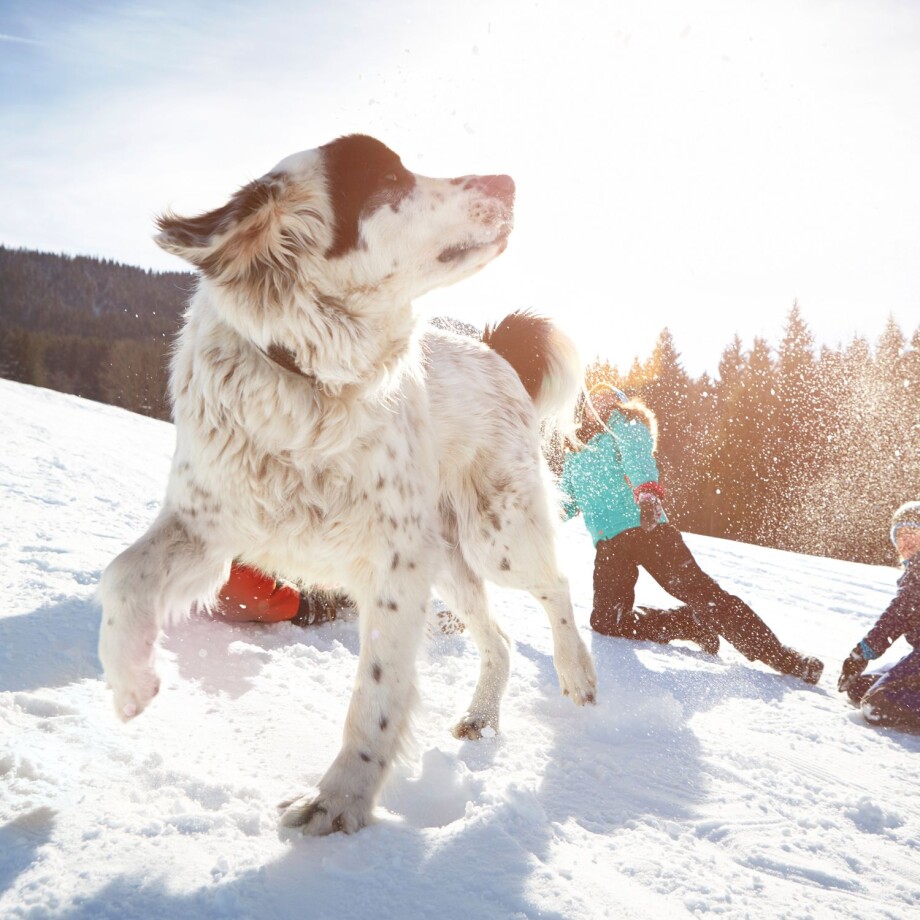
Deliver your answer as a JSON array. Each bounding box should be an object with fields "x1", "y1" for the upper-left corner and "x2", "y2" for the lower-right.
[
  {"x1": 156, "y1": 178, "x2": 269, "y2": 268},
  {"x1": 155, "y1": 176, "x2": 312, "y2": 285}
]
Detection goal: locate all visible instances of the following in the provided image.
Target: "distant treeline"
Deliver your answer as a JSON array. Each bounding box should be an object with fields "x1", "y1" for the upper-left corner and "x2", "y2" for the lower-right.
[
  {"x1": 2, "y1": 245, "x2": 917, "y2": 565},
  {"x1": 0, "y1": 245, "x2": 192, "y2": 417},
  {"x1": 586, "y1": 306, "x2": 920, "y2": 566}
]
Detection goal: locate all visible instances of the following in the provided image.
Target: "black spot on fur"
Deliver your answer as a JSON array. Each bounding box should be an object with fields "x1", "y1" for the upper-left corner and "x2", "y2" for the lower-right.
[
  {"x1": 380, "y1": 716, "x2": 388, "y2": 731},
  {"x1": 391, "y1": 552, "x2": 400, "y2": 570},
  {"x1": 387, "y1": 600, "x2": 398, "y2": 611},
  {"x1": 321, "y1": 134, "x2": 416, "y2": 258},
  {"x1": 360, "y1": 752, "x2": 372, "y2": 763},
  {"x1": 500, "y1": 557, "x2": 511, "y2": 571},
  {"x1": 372, "y1": 663, "x2": 382, "y2": 682}
]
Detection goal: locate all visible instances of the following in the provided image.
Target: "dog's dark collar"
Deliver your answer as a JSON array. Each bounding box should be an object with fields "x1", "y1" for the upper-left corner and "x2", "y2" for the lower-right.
[{"x1": 262, "y1": 344, "x2": 319, "y2": 386}]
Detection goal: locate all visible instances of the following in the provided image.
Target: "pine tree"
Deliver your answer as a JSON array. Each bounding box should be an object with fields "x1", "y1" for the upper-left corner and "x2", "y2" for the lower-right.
[
  {"x1": 0, "y1": 326, "x2": 45, "y2": 386},
  {"x1": 768, "y1": 303, "x2": 820, "y2": 549},
  {"x1": 696, "y1": 336, "x2": 746, "y2": 538},
  {"x1": 640, "y1": 329, "x2": 696, "y2": 526}
]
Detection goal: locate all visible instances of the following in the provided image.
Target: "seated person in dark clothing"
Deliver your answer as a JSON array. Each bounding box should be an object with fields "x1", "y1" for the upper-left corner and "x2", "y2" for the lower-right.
[{"x1": 838, "y1": 501, "x2": 920, "y2": 731}]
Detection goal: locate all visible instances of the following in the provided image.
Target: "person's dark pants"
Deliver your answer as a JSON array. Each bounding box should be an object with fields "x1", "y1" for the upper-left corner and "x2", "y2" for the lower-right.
[
  {"x1": 591, "y1": 525, "x2": 791, "y2": 668},
  {"x1": 856, "y1": 649, "x2": 920, "y2": 732}
]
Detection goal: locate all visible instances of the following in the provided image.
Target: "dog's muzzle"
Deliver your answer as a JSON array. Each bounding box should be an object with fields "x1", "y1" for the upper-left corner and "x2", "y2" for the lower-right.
[{"x1": 437, "y1": 174, "x2": 515, "y2": 263}]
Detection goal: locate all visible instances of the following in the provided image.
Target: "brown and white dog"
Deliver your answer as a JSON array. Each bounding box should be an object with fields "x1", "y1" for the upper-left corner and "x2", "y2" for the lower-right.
[{"x1": 97, "y1": 134, "x2": 597, "y2": 835}]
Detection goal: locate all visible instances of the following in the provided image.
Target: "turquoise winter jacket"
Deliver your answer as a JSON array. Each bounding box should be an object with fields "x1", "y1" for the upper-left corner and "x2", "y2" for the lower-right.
[{"x1": 559, "y1": 411, "x2": 664, "y2": 546}]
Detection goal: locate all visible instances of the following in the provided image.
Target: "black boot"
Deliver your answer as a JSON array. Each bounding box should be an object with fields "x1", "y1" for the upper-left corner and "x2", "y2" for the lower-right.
[
  {"x1": 590, "y1": 605, "x2": 644, "y2": 638},
  {"x1": 765, "y1": 646, "x2": 824, "y2": 685},
  {"x1": 671, "y1": 606, "x2": 720, "y2": 656},
  {"x1": 635, "y1": 605, "x2": 720, "y2": 656}
]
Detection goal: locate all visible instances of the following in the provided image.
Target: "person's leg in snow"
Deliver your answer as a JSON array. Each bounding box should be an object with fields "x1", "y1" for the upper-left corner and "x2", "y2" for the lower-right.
[
  {"x1": 590, "y1": 532, "x2": 718, "y2": 654},
  {"x1": 590, "y1": 536, "x2": 641, "y2": 636},
  {"x1": 859, "y1": 649, "x2": 920, "y2": 732},
  {"x1": 845, "y1": 673, "x2": 880, "y2": 706},
  {"x1": 634, "y1": 525, "x2": 823, "y2": 684}
]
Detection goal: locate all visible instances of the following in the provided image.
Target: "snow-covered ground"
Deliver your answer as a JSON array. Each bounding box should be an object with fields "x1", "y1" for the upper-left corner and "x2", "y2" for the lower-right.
[{"x1": 2, "y1": 377, "x2": 918, "y2": 920}]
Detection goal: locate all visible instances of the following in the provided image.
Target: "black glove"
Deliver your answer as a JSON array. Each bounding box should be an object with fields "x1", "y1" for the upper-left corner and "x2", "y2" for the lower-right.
[
  {"x1": 837, "y1": 646, "x2": 868, "y2": 693},
  {"x1": 637, "y1": 492, "x2": 663, "y2": 531},
  {"x1": 634, "y1": 482, "x2": 665, "y2": 532}
]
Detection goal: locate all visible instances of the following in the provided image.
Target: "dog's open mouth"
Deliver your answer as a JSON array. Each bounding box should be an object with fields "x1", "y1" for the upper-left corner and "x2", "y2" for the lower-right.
[{"x1": 437, "y1": 226, "x2": 512, "y2": 263}]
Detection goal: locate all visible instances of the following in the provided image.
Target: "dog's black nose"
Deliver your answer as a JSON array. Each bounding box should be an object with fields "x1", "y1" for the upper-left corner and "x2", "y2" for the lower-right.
[{"x1": 468, "y1": 174, "x2": 515, "y2": 204}]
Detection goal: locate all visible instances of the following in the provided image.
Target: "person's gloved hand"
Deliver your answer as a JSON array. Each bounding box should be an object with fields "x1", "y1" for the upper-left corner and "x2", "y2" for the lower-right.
[
  {"x1": 837, "y1": 645, "x2": 869, "y2": 693},
  {"x1": 634, "y1": 482, "x2": 666, "y2": 531},
  {"x1": 638, "y1": 492, "x2": 663, "y2": 531}
]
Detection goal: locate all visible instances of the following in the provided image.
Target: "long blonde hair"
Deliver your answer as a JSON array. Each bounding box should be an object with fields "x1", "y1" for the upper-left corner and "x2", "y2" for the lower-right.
[{"x1": 575, "y1": 385, "x2": 659, "y2": 452}]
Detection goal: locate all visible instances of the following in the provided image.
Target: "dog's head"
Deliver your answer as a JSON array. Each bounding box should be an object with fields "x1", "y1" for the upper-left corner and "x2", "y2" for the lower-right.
[{"x1": 155, "y1": 134, "x2": 514, "y2": 308}]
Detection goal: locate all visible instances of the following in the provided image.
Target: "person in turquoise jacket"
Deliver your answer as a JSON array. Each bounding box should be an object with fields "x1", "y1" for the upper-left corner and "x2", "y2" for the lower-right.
[{"x1": 559, "y1": 383, "x2": 824, "y2": 684}]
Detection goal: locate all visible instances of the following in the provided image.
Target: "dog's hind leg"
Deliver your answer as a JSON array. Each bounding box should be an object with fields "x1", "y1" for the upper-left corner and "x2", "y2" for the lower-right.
[
  {"x1": 527, "y1": 573, "x2": 597, "y2": 705},
  {"x1": 435, "y1": 549, "x2": 511, "y2": 740},
  {"x1": 98, "y1": 510, "x2": 229, "y2": 721},
  {"x1": 488, "y1": 509, "x2": 597, "y2": 706}
]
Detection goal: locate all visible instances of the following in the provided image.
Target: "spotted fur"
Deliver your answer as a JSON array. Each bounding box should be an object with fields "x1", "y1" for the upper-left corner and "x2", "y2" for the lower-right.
[{"x1": 97, "y1": 134, "x2": 596, "y2": 837}]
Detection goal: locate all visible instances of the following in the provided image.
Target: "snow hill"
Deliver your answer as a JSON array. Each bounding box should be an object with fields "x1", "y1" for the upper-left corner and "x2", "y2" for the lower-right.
[{"x1": 2, "y1": 377, "x2": 919, "y2": 920}]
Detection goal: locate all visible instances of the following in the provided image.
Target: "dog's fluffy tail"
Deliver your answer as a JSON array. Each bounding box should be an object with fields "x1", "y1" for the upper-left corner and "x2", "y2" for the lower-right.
[{"x1": 482, "y1": 310, "x2": 582, "y2": 440}]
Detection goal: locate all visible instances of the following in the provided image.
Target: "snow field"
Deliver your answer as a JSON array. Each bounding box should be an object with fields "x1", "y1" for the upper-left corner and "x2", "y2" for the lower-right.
[{"x1": 2, "y1": 378, "x2": 918, "y2": 919}]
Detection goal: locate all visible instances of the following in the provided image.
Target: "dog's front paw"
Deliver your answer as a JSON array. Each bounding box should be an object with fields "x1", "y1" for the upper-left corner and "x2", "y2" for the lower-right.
[
  {"x1": 556, "y1": 642, "x2": 598, "y2": 706},
  {"x1": 98, "y1": 623, "x2": 161, "y2": 721},
  {"x1": 278, "y1": 792, "x2": 371, "y2": 836},
  {"x1": 105, "y1": 663, "x2": 161, "y2": 722}
]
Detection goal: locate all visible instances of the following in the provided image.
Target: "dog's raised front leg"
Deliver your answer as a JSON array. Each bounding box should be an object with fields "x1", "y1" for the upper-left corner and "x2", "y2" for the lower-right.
[
  {"x1": 98, "y1": 510, "x2": 229, "y2": 720},
  {"x1": 278, "y1": 576, "x2": 429, "y2": 835}
]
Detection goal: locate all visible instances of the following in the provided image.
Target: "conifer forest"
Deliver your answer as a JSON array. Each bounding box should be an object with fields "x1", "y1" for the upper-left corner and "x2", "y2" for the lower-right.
[{"x1": 2, "y1": 245, "x2": 917, "y2": 566}]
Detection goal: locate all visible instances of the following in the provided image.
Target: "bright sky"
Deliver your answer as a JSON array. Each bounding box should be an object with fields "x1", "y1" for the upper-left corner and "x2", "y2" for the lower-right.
[{"x1": 2, "y1": 0, "x2": 918, "y2": 376}]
